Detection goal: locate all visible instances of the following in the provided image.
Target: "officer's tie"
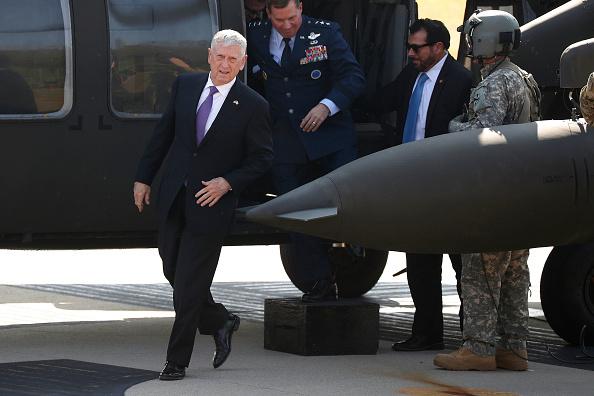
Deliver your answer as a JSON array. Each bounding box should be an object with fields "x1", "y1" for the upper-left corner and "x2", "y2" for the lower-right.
[
  {"x1": 196, "y1": 85, "x2": 218, "y2": 146},
  {"x1": 402, "y1": 73, "x2": 429, "y2": 144},
  {"x1": 281, "y1": 37, "x2": 292, "y2": 70}
]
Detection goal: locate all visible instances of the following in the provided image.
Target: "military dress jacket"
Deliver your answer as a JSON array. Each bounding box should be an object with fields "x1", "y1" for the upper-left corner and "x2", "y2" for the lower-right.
[{"x1": 247, "y1": 15, "x2": 365, "y2": 162}]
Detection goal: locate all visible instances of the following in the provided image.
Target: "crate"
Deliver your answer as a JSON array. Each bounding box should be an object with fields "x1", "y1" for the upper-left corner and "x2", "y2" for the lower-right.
[{"x1": 264, "y1": 298, "x2": 379, "y2": 355}]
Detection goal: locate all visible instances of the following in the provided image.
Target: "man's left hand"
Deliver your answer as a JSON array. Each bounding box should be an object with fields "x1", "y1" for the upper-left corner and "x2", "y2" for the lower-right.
[
  {"x1": 196, "y1": 177, "x2": 231, "y2": 207},
  {"x1": 301, "y1": 103, "x2": 330, "y2": 132}
]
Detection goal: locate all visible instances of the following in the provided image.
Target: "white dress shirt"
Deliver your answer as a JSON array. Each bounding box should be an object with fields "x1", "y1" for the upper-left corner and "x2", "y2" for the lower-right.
[
  {"x1": 197, "y1": 74, "x2": 236, "y2": 137},
  {"x1": 269, "y1": 28, "x2": 294, "y2": 65}
]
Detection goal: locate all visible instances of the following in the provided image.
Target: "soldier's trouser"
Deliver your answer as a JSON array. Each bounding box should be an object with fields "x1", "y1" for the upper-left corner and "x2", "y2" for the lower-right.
[{"x1": 461, "y1": 250, "x2": 530, "y2": 357}]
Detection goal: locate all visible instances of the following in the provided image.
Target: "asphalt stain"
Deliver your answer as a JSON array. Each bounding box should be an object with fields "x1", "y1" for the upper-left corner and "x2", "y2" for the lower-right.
[{"x1": 396, "y1": 373, "x2": 520, "y2": 396}]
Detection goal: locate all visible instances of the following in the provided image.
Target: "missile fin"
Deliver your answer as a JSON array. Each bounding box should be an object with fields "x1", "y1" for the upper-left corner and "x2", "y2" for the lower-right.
[{"x1": 276, "y1": 207, "x2": 338, "y2": 222}]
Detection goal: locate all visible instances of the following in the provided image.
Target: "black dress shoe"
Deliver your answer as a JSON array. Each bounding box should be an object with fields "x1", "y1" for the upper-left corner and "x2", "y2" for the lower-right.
[
  {"x1": 301, "y1": 278, "x2": 338, "y2": 303},
  {"x1": 213, "y1": 314, "x2": 240, "y2": 368},
  {"x1": 391, "y1": 335, "x2": 444, "y2": 352},
  {"x1": 159, "y1": 361, "x2": 186, "y2": 380}
]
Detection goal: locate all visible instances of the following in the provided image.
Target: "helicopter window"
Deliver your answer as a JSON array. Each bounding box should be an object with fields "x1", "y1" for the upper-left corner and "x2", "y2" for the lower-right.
[
  {"x1": 108, "y1": 0, "x2": 218, "y2": 118},
  {"x1": 0, "y1": 0, "x2": 72, "y2": 118}
]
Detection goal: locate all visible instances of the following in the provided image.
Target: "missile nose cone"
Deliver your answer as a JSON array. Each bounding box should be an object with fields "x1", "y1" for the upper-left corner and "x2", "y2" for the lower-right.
[{"x1": 246, "y1": 176, "x2": 342, "y2": 239}]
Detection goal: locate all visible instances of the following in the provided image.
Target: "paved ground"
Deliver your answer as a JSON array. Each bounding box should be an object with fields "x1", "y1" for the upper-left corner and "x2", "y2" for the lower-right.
[{"x1": 1, "y1": 246, "x2": 593, "y2": 395}]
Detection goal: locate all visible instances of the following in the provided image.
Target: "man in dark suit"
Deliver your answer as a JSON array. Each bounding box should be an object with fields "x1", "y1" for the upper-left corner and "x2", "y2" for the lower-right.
[
  {"x1": 133, "y1": 30, "x2": 273, "y2": 380},
  {"x1": 247, "y1": 0, "x2": 365, "y2": 302},
  {"x1": 374, "y1": 19, "x2": 472, "y2": 352}
]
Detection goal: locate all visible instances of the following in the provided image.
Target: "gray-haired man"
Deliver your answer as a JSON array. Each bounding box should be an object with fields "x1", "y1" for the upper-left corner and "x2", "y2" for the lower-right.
[{"x1": 134, "y1": 29, "x2": 273, "y2": 380}]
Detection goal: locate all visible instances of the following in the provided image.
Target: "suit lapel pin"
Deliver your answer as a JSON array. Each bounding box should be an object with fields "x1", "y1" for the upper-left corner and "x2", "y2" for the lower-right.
[{"x1": 233, "y1": 100, "x2": 239, "y2": 105}]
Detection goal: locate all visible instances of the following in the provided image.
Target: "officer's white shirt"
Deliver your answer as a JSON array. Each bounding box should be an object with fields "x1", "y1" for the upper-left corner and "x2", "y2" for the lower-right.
[{"x1": 269, "y1": 28, "x2": 294, "y2": 64}]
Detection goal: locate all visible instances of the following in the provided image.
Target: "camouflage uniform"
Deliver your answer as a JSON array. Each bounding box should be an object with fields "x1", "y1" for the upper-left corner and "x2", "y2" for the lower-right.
[
  {"x1": 449, "y1": 57, "x2": 532, "y2": 357},
  {"x1": 580, "y1": 72, "x2": 594, "y2": 127},
  {"x1": 449, "y1": 58, "x2": 536, "y2": 131},
  {"x1": 461, "y1": 251, "x2": 530, "y2": 356}
]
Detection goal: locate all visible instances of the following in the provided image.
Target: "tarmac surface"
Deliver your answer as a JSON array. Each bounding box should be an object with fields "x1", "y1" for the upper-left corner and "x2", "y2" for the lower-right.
[{"x1": 1, "y1": 246, "x2": 593, "y2": 395}]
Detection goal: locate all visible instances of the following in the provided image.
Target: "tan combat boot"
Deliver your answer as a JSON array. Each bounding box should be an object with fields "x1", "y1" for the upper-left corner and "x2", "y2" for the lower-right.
[
  {"x1": 496, "y1": 348, "x2": 529, "y2": 371},
  {"x1": 434, "y1": 347, "x2": 496, "y2": 371}
]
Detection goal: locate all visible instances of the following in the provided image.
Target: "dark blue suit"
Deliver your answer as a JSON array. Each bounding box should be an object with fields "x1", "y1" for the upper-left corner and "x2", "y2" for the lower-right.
[
  {"x1": 375, "y1": 54, "x2": 471, "y2": 339},
  {"x1": 135, "y1": 73, "x2": 273, "y2": 366},
  {"x1": 247, "y1": 15, "x2": 365, "y2": 285}
]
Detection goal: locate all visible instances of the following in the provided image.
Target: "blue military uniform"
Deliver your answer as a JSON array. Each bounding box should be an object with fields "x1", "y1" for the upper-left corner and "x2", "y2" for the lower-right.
[
  {"x1": 247, "y1": 15, "x2": 365, "y2": 287},
  {"x1": 247, "y1": 15, "x2": 365, "y2": 163}
]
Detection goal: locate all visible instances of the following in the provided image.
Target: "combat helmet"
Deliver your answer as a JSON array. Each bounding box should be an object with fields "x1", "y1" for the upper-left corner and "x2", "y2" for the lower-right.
[{"x1": 458, "y1": 9, "x2": 521, "y2": 62}]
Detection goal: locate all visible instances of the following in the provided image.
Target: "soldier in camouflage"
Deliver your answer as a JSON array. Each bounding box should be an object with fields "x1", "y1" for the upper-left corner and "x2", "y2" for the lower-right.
[
  {"x1": 448, "y1": 58, "x2": 539, "y2": 131},
  {"x1": 434, "y1": 10, "x2": 539, "y2": 372},
  {"x1": 580, "y1": 72, "x2": 594, "y2": 127}
]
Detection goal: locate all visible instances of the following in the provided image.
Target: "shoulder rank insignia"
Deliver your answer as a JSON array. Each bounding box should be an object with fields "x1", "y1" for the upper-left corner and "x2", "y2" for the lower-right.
[{"x1": 248, "y1": 20, "x2": 268, "y2": 28}]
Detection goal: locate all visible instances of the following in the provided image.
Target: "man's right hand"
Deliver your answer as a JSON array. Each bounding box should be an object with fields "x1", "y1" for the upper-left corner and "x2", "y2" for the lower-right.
[{"x1": 133, "y1": 182, "x2": 151, "y2": 212}]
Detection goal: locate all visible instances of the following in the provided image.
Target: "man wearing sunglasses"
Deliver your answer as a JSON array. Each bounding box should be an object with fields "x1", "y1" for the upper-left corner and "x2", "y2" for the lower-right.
[
  {"x1": 245, "y1": 0, "x2": 266, "y2": 22},
  {"x1": 373, "y1": 18, "x2": 472, "y2": 352}
]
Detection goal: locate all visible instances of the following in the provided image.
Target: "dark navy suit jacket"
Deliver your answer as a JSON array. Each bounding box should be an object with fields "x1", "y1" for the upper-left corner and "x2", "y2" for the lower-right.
[
  {"x1": 375, "y1": 54, "x2": 472, "y2": 145},
  {"x1": 247, "y1": 15, "x2": 365, "y2": 162},
  {"x1": 134, "y1": 73, "x2": 273, "y2": 236}
]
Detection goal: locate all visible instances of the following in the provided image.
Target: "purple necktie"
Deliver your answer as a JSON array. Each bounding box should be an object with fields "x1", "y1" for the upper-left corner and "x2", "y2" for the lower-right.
[{"x1": 196, "y1": 85, "x2": 218, "y2": 146}]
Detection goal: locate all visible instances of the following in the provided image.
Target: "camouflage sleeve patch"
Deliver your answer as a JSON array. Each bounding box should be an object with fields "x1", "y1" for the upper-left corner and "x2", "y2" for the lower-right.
[
  {"x1": 470, "y1": 84, "x2": 492, "y2": 114},
  {"x1": 449, "y1": 83, "x2": 492, "y2": 132}
]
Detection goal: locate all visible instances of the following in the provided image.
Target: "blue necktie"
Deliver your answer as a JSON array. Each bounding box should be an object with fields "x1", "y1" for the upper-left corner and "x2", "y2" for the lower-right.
[
  {"x1": 402, "y1": 73, "x2": 429, "y2": 144},
  {"x1": 281, "y1": 37, "x2": 292, "y2": 70},
  {"x1": 196, "y1": 85, "x2": 218, "y2": 146}
]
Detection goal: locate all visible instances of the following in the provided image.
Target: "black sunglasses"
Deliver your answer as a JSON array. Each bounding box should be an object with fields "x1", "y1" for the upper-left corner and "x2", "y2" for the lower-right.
[
  {"x1": 406, "y1": 42, "x2": 436, "y2": 52},
  {"x1": 245, "y1": 6, "x2": 264, "y2": 14}
]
